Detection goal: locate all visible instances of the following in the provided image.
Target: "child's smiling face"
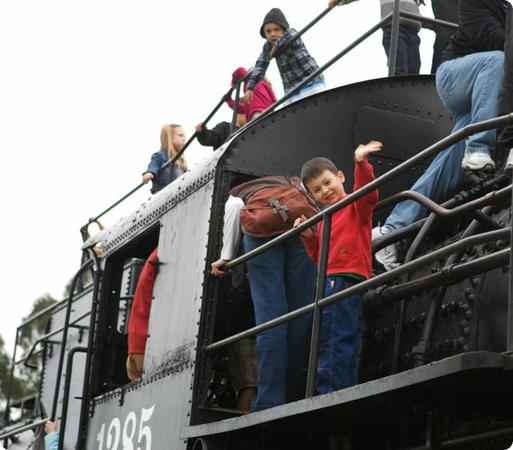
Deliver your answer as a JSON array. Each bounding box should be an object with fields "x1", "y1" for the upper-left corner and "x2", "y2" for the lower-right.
[
  {"x1": 306, "y1": 170, "x2": 347, "y2": 206},
  {"x1": 263, "y1": 22, "x2": 284, "y2": 44}
]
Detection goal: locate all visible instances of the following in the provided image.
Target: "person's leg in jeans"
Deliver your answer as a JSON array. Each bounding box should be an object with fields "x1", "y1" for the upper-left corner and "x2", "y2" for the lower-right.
[
  {"x1": 383, "y1": 24, "x2": 409, "y2": 75},
  {"x1": 383, "y1": 136, "x2": 467, "y2": 231},
  {"x1": 404, "y1": 24, "x2": 421, "y2": 75},
  {"x1": 244, "y1": 235, "x2": 288, "y2": 411},
  {"x1": 283, "y1": 236, "x2": 316, "y2": 402},
  {"x1": 498, "y1": 9, "x2": 513, "y2": 158},
  {"x1": 437, "y1": 51, "x2": 504, "y2": 163},
  {"x1": 316, "y1": 276, "x2": 361, "y2": 395},
  {"x1": 381, "y1": 51, "x2": 503, "y2": 233}
]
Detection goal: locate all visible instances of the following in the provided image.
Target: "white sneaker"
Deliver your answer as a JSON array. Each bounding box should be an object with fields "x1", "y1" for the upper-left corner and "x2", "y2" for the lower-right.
[
  {"x1": 372, "y1": 226, "x2": 399, "y2": 271},
  {"x1": 461, "y1": 150, "x2": 495, "y2": 171}
]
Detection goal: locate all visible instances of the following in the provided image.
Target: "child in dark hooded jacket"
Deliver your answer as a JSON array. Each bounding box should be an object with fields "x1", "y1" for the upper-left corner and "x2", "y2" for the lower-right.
[{"x1": 244, "y1": 8, "x2": 325, "y2": 107}]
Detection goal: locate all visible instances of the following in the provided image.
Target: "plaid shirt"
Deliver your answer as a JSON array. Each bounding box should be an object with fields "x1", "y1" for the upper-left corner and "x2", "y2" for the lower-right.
[{"x1": 247, "y1": 28, "x2": 324, "y2": 94}]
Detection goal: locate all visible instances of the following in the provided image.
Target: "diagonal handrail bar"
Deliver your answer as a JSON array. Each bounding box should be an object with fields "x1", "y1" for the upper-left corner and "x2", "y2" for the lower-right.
[
  {"x1": 210, "y1": 228, "x2": 511, "y2": 352},
  {"x1": 207, "y1": 114, "x2": 513, "y2": 356},
  {"x1": 83, "y1": 87, "x2": 234, "y2": 231},
  {"x1": 222, "y1": 114, "x2": 513, "y2": 273},
  {"x1": 207, "y1": 227, "x2": 511, "y2": 352},
  {"x1": 83, "y1": 5, "x2": 342, "y2": 232},
  {"x1": 82, "y1": 9, "x2": 458, "y2": 234}
]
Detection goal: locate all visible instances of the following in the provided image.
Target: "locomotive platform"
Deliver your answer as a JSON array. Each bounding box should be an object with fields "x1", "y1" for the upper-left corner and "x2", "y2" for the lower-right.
[{"x1": 181, "y1": 351, "x2": 513, "y2": 439}]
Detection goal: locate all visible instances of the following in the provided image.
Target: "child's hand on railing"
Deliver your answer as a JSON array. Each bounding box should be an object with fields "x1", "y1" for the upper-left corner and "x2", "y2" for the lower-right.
[
  {"x1": 142, "y1": 172, "x2": 154, "y2": 184},
  {"x1": 211, "y1": 259, "x2": 229, "y2": 278},
  {"x1": 354, "y1": 140, "x2": 383, "y2": 162},
  {"x1": 294, "y1": 215, "x2": 313, "y2": 239},
  {"x1": 243, "y1": 90, "x2": 254, "y2": 104},
  {"x1": 328, "y1": 0, "x2": 347, "y2": 8},
  {"x1": 195, "y1": 123, "x2": 205, "y2": 133}
]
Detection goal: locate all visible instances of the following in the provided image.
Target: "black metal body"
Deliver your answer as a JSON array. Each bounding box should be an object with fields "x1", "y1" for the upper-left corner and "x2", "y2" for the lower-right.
[{"x1": 3, "y1": 75, "x2": 513, "y2": 450}]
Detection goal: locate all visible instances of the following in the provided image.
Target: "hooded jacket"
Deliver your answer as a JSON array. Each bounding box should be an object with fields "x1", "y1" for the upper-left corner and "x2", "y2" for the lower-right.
[
  {"x1": 259, "y1": 8, "x2": 290, "y2": 38},
  {"x1": 226, "y1": 67, "x2": 277, "y2": 121},
  {"x1": 248, "y1": 8, "x2": 324, "y2": 94},
  {"x1": 442, "y1": 0, "x2": 510, "y2": 63}
]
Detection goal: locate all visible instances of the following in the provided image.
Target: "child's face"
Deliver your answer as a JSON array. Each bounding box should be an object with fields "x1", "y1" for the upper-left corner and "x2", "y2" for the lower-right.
[
  {"x1": 306, "y1": 170, "x2": 346, "y2": 206},
  {"x1": 263, "y1": 22, "x2": 284, "y2": 44},
  {"x1": 173, "y1": 127, "x2": 186, "y2": 150}
]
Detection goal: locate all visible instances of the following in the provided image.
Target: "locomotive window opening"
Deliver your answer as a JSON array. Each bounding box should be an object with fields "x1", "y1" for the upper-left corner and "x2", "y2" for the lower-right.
[
  {"x1": 92, "y1": 224, "x2": 160, "y2": 397},
  {"x1": 201, "y1": 171, "x2": 260, "y2": 416}
]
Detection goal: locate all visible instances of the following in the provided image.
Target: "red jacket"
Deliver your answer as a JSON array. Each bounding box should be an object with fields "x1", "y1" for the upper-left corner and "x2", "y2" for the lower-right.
[
  {"x1": 300, "y1": 159, "x2": 378, "y2": 279},
  {"x1": 128, "y1": 248, "x2": 159, "y2": 354},
  {"x1": 226, "y1": 67, "x2": 277, "y2": 122}
]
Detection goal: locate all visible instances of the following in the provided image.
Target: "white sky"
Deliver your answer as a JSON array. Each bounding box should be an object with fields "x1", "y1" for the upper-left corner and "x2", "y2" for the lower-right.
[{"x1": 0, "y1": 0, "x2": 438, "y2": 353}]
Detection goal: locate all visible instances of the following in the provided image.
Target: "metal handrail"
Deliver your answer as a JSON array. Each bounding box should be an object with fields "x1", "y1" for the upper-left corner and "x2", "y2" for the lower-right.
[
  {"x1": 58, "y1": 347, "x2": 88, "y2": 450},
  {"x1": 81, "y1": 4, "x2": 349, "y2": 232},
  {"x1": 50, "y1": 259, "x2": 94, "y2": 421},
  {"x1": 81, "y1": 6, "x2": 458, "y2": 234},
  {"x1": 0, "y1": 417, "x2": 49, "y2": 441},
  {"x1": 206, "y1": 227, "x2": 511, "y2": 352},
  {"x1": 222, "y1": 114, "x2": 513, "y2": 273},
  {"x1": 207, "y1": 116, "x2": 513, "y2": 388},
  {"x1": 83, "y1": 87, "x2": 233, "y2": 230},
  {"x1": 18, "y1": 310, "x2": 91, "y2": 369}
]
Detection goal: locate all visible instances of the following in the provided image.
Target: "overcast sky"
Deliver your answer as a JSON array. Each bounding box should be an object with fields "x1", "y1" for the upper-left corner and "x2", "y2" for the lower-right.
[{"x1": 0, "y1": 0, "x2": 438, "y2": 353}]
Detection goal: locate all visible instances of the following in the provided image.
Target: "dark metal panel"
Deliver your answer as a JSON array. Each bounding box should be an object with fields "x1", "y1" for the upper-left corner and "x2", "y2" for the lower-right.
[
  {"x1": 223, "y1": 75, "x2": 452, "y2": 223},
  {"x1": 182, "y1": 351, "x2": 513, "y2": 439}
]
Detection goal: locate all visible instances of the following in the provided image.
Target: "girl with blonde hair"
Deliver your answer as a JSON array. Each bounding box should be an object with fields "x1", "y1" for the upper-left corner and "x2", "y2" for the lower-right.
[{"x1": 142, "y1": 124, "x2": 188, "y2": 194}]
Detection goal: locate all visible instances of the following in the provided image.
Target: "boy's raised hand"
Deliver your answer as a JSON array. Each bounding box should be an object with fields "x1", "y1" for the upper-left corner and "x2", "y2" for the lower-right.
[
  {"x1": 294, "y1": 214, "x2": 313, "y2": 239},
  {"x1": 354, "y1": 140, "x2": 383, "y2": 162}
]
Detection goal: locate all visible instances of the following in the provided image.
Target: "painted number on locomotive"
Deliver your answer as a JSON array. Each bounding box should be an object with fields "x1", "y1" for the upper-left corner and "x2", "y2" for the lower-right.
[{"x1": 96, "y1": 405, "x2": 155, "y2": 450}]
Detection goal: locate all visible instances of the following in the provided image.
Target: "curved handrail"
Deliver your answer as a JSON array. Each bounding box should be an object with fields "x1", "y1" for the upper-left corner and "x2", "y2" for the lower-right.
[
  {"x1": 206, "y1": 227, "x2": 511, "y2": 352},
  {"x1": 81, "y1": 5, "x2": 342, "y2": 233},
  {"x1": 222, "y1": 114, "x2": 513, "y2": 272},
  {"x1": 82, "y1": 7, "x2": 458, "y2": 233}
]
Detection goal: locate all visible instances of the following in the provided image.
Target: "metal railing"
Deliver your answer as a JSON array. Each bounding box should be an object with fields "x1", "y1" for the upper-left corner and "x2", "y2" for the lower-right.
[
  {"x1": 205, "y1": 114, "x2": 513, "y2": 399},
  {"x1": 81, "y1": 3, "x2": 458, "y2": 235}
]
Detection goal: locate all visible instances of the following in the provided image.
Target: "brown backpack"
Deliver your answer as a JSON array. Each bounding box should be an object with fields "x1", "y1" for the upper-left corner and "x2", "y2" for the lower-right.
[{"x1": 240, "y1": 183, "x2": 319, "y2": 237}]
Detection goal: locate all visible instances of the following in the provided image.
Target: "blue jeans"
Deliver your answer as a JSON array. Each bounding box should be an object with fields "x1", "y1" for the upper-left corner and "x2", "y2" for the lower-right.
[
  {"x1": 316, "y1": 276, "x2": 361, "y2": 395},
  {"x1": 244, "y1": 234, "x2": 316, "y2": 411},
  {"x1": 382, "y1": 23, "x2": 421, "y2": 75},
  {"x1": 384, "y1": 50, "x2": 504, "y2": 231}
]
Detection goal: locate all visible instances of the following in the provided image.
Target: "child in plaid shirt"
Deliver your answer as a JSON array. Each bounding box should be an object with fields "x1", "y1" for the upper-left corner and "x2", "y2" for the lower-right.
[{"x1": 244, "y1": 8, "x2": 325, "y2": 107}]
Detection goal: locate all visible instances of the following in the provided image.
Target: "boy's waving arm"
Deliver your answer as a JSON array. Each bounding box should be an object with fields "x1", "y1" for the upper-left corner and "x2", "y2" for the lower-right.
[{"x1": 353, "y1": 140, "x2": 381, "y2": 221}]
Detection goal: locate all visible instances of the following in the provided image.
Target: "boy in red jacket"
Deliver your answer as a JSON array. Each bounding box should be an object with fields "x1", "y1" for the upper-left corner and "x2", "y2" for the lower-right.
[{"x1": 294, "y1": 140, "x2": 381, "y2": 394}]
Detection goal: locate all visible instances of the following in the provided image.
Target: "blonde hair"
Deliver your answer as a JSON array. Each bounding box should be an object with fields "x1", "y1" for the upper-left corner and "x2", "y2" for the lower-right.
[{"x1": 160, "y1": 124, "x2": 188, "y2": 171}]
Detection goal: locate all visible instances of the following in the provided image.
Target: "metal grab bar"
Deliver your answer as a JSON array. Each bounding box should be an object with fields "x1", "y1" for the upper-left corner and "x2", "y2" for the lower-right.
[
  {"x1": 83, "y1": 87, "x2": 234, "y2": 231},
  {"x1": 222, "y1": 114, "x2": 513, "y2": 273},
  {"x1": 58, "y1": 347, "x2": 88, "y2": 450},
  {"x1": 50, "y1": 259, "x2": 94, "y2": 421},
  {"x1": 19, "y1": 310, "x2": 91, "y2": 369},
  {"x1": 206, "y1": 227, "x2": 511, "y2": 352},
  {"x1": 376, "y1": 185, "x2": 512, "y2": 217},
  {"x1": 82, "y1": 4, "x2": 344, "y2": 230}
]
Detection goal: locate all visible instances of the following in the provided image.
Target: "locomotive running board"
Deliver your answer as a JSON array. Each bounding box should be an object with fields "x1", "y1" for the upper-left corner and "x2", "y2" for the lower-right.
[{"x1": 181, "y1": 351, "x2": 513, "y2": 439}]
